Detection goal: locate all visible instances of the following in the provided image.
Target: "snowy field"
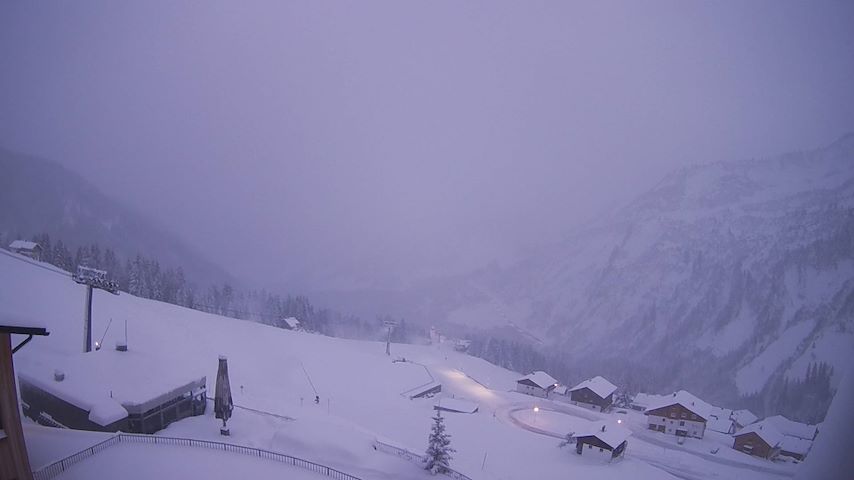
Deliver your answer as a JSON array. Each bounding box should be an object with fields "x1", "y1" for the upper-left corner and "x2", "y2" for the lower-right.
[{"x1": 1, "y1": 251, "x2": 804, "y2": 480}]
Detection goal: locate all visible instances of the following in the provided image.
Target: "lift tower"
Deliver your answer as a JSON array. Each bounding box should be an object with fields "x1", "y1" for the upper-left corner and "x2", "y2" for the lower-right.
[{"x1": 73, "y1": 265, "x2": 119, "y2": 352}]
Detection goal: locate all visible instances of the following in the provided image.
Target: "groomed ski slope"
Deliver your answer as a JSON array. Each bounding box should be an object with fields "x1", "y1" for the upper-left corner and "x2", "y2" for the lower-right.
[{"x1": 2, "y1": 251, "x2": 795, "y2": 480}]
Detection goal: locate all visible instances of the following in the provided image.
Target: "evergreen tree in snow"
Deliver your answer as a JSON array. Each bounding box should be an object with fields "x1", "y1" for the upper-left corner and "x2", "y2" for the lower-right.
[{"x1": 424, "y1": 411, "x2": 455, "y2": 475}]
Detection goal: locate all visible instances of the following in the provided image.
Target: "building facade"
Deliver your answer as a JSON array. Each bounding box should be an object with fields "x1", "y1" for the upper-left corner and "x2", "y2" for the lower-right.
[
  {"x1": 646, "y1": 403, "x2": 707, "y2": 438},
  {"x1": 515, "y1": 371, "x2": 557, "y2": 398}
]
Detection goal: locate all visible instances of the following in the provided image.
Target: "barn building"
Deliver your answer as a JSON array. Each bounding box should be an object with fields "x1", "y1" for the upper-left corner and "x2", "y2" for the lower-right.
[
  {"x1": 573, "y1": 421, "x2": 631, "y2": 461},
  {"x1": 515, "y1": 371, "x2": 558, "y2": 398},
  {"x1": 19, "y1": 347, "x2": 206, "y2": 434},
  {"x1": 1, "y1": 322, "x2": 50, "y2": 480},
  {"x1": 644, "y1": 390, "x2": 711, "y2": 439},
  {"x1": 8, "y1": 240, "x2": 42, "y2": 261},
  {"x1": 732, "y1": 422, "x2": 784, "y2": 459},
  {"x1": 568, "y1": 376, "x2": 617, "y2": 411}
]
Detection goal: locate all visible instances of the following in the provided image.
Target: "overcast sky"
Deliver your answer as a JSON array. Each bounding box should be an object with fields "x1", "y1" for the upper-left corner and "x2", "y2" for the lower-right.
[{"x1": 2, "y1": 1, "x2": 853, "y2": 293}]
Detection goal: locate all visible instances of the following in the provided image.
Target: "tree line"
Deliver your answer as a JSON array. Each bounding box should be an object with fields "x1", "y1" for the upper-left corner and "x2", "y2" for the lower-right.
[{"x1": 22, "y1": 232, "x2": 392, "y2": 340}]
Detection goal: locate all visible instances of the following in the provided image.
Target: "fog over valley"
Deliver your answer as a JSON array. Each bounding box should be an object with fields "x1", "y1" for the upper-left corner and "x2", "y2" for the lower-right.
[{"x1": 1, "y1": 2, "x2": 853, "y2": 480}]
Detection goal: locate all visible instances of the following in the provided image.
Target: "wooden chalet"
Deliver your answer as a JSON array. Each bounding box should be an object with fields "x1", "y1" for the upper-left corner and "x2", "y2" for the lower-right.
[
  {"x1": 732, "y1": 421, "x2": 783, "y2": 460},
  {"x1": 515, "y1": 371, "x2": 558, "y2": 398},
  {"x1": 8, "y1": 240, "x2": 42, "y2": 261},
  {"x1": 574, "y1": 421, "x2": 631, "y2": 461},
  {"x1": 644, "y1": 390, "x2": 712, "y2": 439},
  {"x1": 568, "y1": 376, "x2": 617, "y2": 411}
]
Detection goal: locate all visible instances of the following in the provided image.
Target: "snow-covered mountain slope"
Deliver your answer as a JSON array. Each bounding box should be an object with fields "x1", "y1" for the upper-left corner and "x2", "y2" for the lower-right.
[
  {"x1": 3, "y1": 251, "x2": 701, "y2": 480},
  {"x1": 0, "y1": 147, "x2": 235, "y2": 287},
  {"x1": 420, "y1": 134, "x2": 854, "y2": 410}
]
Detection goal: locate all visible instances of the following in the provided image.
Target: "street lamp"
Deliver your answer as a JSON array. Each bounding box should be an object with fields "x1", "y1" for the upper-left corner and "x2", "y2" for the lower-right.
[{"x1": 533, "y1": 406, "x2": 539, "y2": 426}]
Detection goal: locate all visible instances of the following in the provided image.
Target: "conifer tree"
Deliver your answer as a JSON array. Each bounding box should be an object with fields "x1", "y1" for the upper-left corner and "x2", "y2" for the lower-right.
[{"x1": 425, "y1": 411, "x2": 455, "y2": 475}]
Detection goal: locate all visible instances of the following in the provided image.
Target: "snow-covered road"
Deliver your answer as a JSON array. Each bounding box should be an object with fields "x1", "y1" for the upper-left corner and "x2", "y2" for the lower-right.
[{"x1": 500, "y1": 401, "x2": 795, "y2": 480}]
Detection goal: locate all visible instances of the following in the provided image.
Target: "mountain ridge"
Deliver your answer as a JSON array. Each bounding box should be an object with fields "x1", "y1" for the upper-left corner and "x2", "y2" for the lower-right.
[{"x1": 0, "y1": 147, "x2": 237, "y2": 289}]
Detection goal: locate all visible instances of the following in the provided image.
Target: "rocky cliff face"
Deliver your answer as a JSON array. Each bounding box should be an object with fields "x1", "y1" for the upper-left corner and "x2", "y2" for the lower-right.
[{"x1": 437, "y1": 135, "x2": 854, "y2": 410}]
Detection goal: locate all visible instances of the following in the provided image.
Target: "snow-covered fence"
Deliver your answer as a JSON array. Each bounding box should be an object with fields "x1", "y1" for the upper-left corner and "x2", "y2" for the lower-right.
[
  {"x1": 33, "y1": 434, "x2": 362, "y2": 480},
  {"x1": 33, "y1": 435, "x2": 121, "y2": 480},
  {"x1": 204, "y1": 396, "x2": 296, "y2": 422},
  {"x1": 372, "y1": 439, "x2": 473, "y2": 480}
]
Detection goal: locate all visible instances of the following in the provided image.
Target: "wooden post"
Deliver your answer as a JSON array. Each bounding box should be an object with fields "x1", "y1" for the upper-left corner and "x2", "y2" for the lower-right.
[{"x1": 0, "y1": 333, "x2": 35, "y2": 480}]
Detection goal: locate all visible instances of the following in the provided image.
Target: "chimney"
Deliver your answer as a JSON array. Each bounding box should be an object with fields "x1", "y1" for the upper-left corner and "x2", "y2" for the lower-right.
[{"x1": 54, "y1": 369, "x2": 65, "y2": 382}]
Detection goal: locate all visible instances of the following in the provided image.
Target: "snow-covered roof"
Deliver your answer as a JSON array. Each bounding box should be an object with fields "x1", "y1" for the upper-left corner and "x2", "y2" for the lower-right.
[
  {"x1": 707, "y1": 416, "x2": 735, "y2": 434},
  {"x1": 732, "y1": 409, "x2": 759, "y2": 427},
  {"x1": 708, "y1": 406, "x2": 733, "y2": 420},
  {"x1": 18, "y1": 347, "x2": 206, "y2": 419},
  {"x1": 765, "y1": 415, "x2": 817, "y2": 440},
  {"x1": 779, "y1": 436, "x2": 812, "y2": 455},
  {"x1": 553, "y1": 385, "x2": 569, "y2": 396},
  {"x1": 734, "y1": 421, "x2": 784, "y2": 447},
  {"x1": 517, "y1": 371, "x2": 558, "y2": 390},
  {"x1": 574, "y1": 421, "x2": 631, "y2": 449},
  {"x1": 435, "y1": 398, "x2": 479, "y2": 414},
  {"x1": 283, "y1": 317, "x2": 300, "y2": 329},
  {"x1": 9, "y1": 240, "x2": 39, "y2": 250},
  {"x1": 87, "y1": 398, "x2": 129, "y2": 426},
  {"x1": 569, "y1": 376, "x2": 617, "y2": 398},
  {"x1": 645, "y1": 390, "x2": 713, "y2": 420},
  {"x1": 631, "y1": 392, "x2": 665, "y2": 408}
]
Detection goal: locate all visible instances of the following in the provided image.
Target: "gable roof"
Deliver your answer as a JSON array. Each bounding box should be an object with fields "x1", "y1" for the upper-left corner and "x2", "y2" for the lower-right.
[
  {"x1": 732, "y1": 409, "x2": 759, "y2": 427},
  {"x1": 569, "y1": 376, "x2": 617, "y2": 399},
  {"x1": 645, "y1": 390, "x2": 713, "y2": 420},
  {"x1": 9, "y1": 240, "x2": 39, "y2": 251},
  {"x1": 517, "y1": 371, "x2": 558, "y2": 390},
  {"x1": 707, "y1": 416, "x2": 735, "y2": 434},
  {"x1": 734, "y1": 420, "x2": 784, "y2": 448},
  {"x1": 575, "y1": 421, "x2": 631, "y2": 449},
  {"x1": 553, "y1": 385, "x2": 569, "y2": 396},
  {"x1": 283, "y1": 317, "x2": 300, "y2": 329},
  {"x1": 631, "y1": 392, "x2": 666, "y2": 408},
  {"x1": 765, "y1": 415, "x2": 817, "y2": 440}
]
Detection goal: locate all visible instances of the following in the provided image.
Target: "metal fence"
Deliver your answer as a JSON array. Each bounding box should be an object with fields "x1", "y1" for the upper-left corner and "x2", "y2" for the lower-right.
[
  {"x1": 33, "y1": 433, "x2": 362, "y2": 480},
  {"x1": 372, "y1": 439, "x2": 473, "y2": 480},
  {"x1": 33, "y1": 435, "x2": 121, "y2": 480}
]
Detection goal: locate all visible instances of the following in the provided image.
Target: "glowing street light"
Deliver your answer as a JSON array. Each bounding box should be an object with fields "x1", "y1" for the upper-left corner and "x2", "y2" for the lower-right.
[{"x1": 533, "y1": 406, "x2": 539, "y2": 412}]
